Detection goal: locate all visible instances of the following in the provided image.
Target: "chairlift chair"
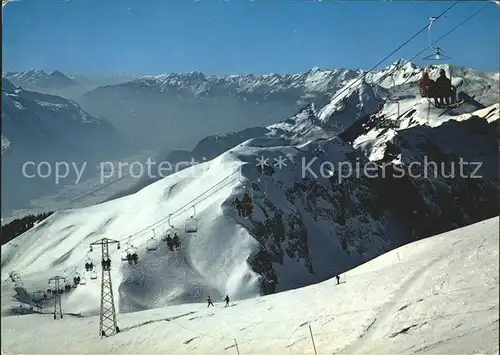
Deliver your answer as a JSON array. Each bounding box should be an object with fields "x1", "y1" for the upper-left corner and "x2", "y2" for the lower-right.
[
  {"x1": 90, "y1": 270, "x2": 98, "y2": 280},
  {"x1": 79, "y1": 276, "x2": 86, "y2": 285},
  {"x1": 422, "y1": 17, "x2": 460, "y2": 108},
  {"x1": 84, "y1": 252, "x2": 94, "y2": 272},
  {"x1": 423, "y1": 46, "x2": 451, "y2": 61},
  {"x1": 64, "y1": 282, "x2": 72, "y2": 292},
  {"x1": 422, "y1": 50, "x2": 460, "y2": 108},
  {"x1": 73, "y1": 267, "x2": 81, "y2": 285},
  {"x1": 121, "y1": 237, "x2": 132, "y2": 261},
  {"x1": 164, "y1": 214, "x2": 180, "y2": 240},
  {"x1": 185, "y1": 206, "x2": 198, "y2": 233},
  {"x1": 146, "y1": 229, "x2": 158, "y2": 252},
  {"x1": 123, "y1": 243, "x2": 139, "y2": 265}
]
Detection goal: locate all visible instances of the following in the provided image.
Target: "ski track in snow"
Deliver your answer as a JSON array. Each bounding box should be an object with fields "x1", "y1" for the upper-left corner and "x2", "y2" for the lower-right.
[{"x1": 345, "y1": 255, "x2": 445, "y2": 355}]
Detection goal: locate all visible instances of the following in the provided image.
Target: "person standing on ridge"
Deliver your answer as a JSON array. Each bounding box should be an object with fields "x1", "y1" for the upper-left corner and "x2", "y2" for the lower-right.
[
  {"x1": 224, "y1": 295, "x2": 230, "y2": 307},
  {"x1": 336, "y1": 275, "x2": 340, "y2": 285},
  {"x1": 207, "y1": 295, "x2": 214, "y2": 307}
]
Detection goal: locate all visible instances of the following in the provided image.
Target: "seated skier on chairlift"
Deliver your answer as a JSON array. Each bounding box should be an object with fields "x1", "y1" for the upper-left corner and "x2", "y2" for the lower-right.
[
  {"x1": 172, "y1": 234, "x2": 181, "y2": 251},
  {"x1": 435, "y1": 69, "x2": 456, "y2": 106},
  {"x1": 165, "y1": 234, "x2": 174, "y2": 251},
  {"x1": 101, "y1": 258, "x2": 111, "y2": 271},
  {"x1": 126, "y1": 252, "x2": 138, "y2": 265},
  {"x1": 420, "y1": 71, "x2": 439, "y2": 106},
  {"x1": 85, "y1": 261, "x2": 93, "y2": 272}
]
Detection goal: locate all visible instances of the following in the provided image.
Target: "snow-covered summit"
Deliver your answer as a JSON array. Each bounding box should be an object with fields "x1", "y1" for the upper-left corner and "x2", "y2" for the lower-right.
[{"x1": 3, "y1": 69, "x2": 78, "y2": 90}]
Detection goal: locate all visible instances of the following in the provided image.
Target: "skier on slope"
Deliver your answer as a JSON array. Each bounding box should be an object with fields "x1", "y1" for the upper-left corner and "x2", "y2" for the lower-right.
[
  {"x1": 224, "y1": 294, "x2": 230, "y2": 307},
  {"x1": 207, "y1": 295, "x2": 214, "y2": 307},
  {"x1": 336, "y1": 275, "x2": 340, "y2": 285}
]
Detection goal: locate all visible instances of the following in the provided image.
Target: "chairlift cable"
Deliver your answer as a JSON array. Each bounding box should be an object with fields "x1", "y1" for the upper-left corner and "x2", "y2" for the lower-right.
[
  {"x1": 67, "y1": 172, "x2": 240, "y2": 271},
  {"x1": 122, "y1": 171, "x2": 239, "y2": 242}
]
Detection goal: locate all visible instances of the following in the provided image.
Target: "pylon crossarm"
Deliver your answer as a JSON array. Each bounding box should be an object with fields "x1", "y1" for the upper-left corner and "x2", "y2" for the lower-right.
[{"x1": 90, "y1": 238, "x2": 120, "y2": 247}]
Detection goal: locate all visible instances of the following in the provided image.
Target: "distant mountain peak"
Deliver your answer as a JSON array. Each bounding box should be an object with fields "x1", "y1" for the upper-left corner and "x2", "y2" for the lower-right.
[
  {"x1": 3, "y1": 69, "x2": 77, "y2": 90},
  {"x1": 48, "y1": 70, "x2": 69, "y2": 78}
]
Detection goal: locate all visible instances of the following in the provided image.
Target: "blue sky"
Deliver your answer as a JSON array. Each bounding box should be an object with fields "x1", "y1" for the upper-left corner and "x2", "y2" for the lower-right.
[{"x1": 2, "y1": 0, "x2": 499, "y2": 75}]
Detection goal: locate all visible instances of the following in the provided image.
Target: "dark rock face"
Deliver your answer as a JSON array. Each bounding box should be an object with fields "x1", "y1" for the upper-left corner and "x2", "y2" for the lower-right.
[{"x1": 245, "y1": 111, "x2": 499, "y2": 295}]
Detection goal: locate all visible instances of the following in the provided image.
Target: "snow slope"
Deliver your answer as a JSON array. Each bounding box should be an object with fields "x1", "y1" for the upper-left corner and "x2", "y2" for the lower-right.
[{"x1": 2, "y1": 216, "x2": 498, "y2": 354}]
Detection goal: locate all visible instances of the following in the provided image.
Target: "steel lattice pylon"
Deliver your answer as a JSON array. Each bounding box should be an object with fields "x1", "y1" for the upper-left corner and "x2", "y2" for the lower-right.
[
  {"x1": 90, "y1": 238, "x2": 120, "y2": 337},
  {"x1": 48, "y1": 276, "x2": 65, "y2": 319}
]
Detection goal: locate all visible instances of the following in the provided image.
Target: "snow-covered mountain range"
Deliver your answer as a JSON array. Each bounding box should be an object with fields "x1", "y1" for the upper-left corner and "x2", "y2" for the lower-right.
[
  {"x1": 78, "y1": 61, "x2": 498, "y2": 152},
  {"x1": 106, "y1": 61, "x2": 498, "y2": 204},
  {"x1": 77, "y1": 67, "x2": 364, "y2": 149},
  {"x1": 4, "y1": 69, "x2": 77, "y2": 90},
  {"x1": 2, "y1": 70, "x2": 138, "y2": 99},
  {"x1": 1, "y1": 78, "x2": 135, "y2": 216}
]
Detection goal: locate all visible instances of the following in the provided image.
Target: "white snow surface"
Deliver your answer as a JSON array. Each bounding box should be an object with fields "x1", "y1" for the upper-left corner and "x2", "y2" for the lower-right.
[
  {"x1": 2, "y1": 217, "x2": 498, "y2": 354},
  {"x1": 1, "y1": 152, "x2": 260, "y2": 308}
]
